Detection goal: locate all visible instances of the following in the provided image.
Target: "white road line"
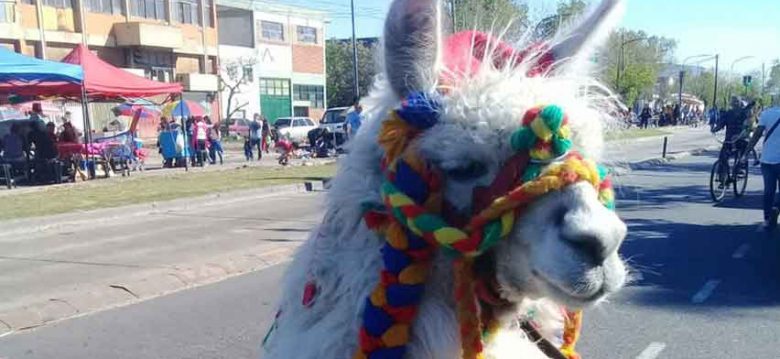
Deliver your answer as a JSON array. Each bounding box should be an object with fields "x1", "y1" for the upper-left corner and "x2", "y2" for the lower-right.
[
  {"x1": 636, "y1": 342, "x2": 667, "y2": 359},
  {"x1": 691, "y1": 280, "x2": 721, "y2": 304},
  {"x1": 732, "y1": 243, "x2": 751, "y2": 259}
]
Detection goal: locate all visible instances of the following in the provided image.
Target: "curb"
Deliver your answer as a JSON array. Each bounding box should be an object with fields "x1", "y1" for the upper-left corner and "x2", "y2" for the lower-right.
[
  {"x1": 0, "y1": 181, "x2": 315, "y2": 237},
  {"x1": 0, "y1": 244, "x2": 300, "y2": 337},
  {"x1": 608, "y1": 145, "x2": 719, "y2": 176}
]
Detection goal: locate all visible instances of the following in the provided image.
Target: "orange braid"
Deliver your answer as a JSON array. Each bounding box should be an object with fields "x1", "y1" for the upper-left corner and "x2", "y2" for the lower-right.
[{"x1": 454, "y1": 258, "x2": 484, "y2": 359}]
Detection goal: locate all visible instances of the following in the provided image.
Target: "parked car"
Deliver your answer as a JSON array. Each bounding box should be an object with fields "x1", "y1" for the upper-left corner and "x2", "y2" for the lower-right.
[
  {"x1": 227, "y1": 118, "x2": 251, "y2": 138},
  {"x1": 318, "y1": 107, "x2": 350, "y2": 134},
  {"x1": 274, "y1": 117, "x2": 318, "y2": 143}
]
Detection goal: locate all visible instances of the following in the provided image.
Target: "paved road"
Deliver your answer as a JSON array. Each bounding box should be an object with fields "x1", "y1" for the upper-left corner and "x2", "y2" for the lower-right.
[
  {"x1": 0, "y1": 190, "x2": 322, "y2": 332},
  {"x1": 4, "y1": 128, "x2": 763, "y2": 359}
]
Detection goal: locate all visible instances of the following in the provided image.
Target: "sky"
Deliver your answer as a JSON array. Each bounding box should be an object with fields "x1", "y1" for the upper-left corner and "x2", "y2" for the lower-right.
[{"x1": 280, "y1": 0, "x2": 780, "y2": 74}]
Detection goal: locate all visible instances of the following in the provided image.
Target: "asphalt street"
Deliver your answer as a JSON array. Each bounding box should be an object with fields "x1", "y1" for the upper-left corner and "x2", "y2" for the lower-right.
[
  {"x1": 3, "y1": 127, "x2": 769, "y2": 359},
  {"x1": 0, "y1": 189, "x2": 322, "y2": 333}
]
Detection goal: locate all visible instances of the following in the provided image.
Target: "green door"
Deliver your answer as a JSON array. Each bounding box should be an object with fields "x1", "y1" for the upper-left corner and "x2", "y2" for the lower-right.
[{"x1": 259, "y1": 78, "x2": 292, "y2": 124}]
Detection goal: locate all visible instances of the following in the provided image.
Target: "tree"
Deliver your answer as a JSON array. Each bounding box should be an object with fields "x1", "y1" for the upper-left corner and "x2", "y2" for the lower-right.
[
  {"x1": 767, "y1": 60, "x2": 780, "y2": 97},
  {"x1": 599, "y1": 29, "x2": 677, "y2": 105},
  {"x1": 219, "y1": 57, "x2": 256, "y2": 122},
  {"x1": 448, "y1": 0, "x2": 528, "y2": 36},
  {"x1": 326, "y1": 40, "x2": 377, "y2": 107}
]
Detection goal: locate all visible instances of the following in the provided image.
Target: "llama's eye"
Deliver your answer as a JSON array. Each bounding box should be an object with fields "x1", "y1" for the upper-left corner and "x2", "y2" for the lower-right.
[{"x1": 443, "y1": 161, "x2": 488, "y2": 181}]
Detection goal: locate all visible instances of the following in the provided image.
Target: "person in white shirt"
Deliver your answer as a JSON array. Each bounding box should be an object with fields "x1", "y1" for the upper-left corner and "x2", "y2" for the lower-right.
[{"x1": 745, "y1": 105, "x2": 780, "y2": 229}]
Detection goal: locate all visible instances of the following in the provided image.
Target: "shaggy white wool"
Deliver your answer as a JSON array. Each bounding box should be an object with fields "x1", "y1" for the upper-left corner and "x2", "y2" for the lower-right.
[{"x1": 262, "y1": 1, "x2": 628, "y2": 358}]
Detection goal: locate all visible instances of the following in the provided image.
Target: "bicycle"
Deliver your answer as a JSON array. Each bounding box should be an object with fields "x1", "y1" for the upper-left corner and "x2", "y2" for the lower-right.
[{"x1": 709, "y1": 135, "x2": 754, "y2": 202}]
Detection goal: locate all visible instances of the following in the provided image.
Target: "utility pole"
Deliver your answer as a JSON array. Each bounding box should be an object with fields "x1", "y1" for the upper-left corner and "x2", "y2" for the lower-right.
[
  {"x1": 761, "y1": 62, "x2": 766, "y2": 97},
  {"x1": 350, "y1": 0, "x2": 359, "y2": 100},
  {"x1": 450, "y1": 0, "x2": 457, "y2": 32},
  {"x1": 713, "y1": 54, "x2": 719, "y2": 108}
]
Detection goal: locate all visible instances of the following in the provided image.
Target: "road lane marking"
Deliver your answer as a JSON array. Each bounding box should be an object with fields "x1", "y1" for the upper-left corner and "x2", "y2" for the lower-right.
[
  {"x1": 636, "y1": 342, "x2": 666, "y2": 359},
  {"x1": 732, "y1": 243, "x2": 750, "y2": 259},
  {"x1": 691, "y1": 280, "x2": 721, "y2": 304}
]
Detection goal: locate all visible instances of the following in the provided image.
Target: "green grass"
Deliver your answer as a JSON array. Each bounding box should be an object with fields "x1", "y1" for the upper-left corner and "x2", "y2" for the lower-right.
[
  {"x1": 606, "y1": 128, "x2": 670, "y2": 141},
  {"x1": 0, "y1": 164, "x2": 336, "y2": 220}
]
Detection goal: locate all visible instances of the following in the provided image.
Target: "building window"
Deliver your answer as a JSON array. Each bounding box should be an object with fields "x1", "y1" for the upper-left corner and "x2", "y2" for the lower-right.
[
  {"x1": 85, "y1": 0, "x2": 123, "y2": 15},
  {"x1": 293, "y1": 84, "x2": 324, "y2": 108},
  {"x1": 296, "y1": 26, "x2": 317, "y2": 44},
  {"x1": 242, "y1": 65, "x2": 253, "y2": 82},
  {"x1": 260, "y1": 78, "x2": 290, "y2": 97},
  {"x1": 203, "y1": 0, "x2": 212, "y2": 27},
  {"x1": 20, "y1": 0, "x2": 33, "y2": 4},
  {"x1": 260, "y1": 21, "x2": 284, "y2": 42},
  {"x1": 173, "y1": 0, "x2": 199, "y2": 25},
  {"x1": 0, "y1": 0, "x2": 15, "y2": 22},
  {"x1": 43, "y1": 0, "x2": 73, "y2": 8},
  {"x1": 129, "y1": 0, "x2": 164, "y2": 19}
]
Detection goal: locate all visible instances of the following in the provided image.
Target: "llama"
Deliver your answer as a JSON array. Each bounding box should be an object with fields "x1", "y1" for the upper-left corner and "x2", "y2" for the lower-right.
[{"x1": 262, "y1": 0, "x2": 627, "y2": 358}]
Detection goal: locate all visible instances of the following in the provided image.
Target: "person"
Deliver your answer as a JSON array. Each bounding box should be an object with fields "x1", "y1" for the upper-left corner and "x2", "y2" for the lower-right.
[
  {"x1": 276, "y1": 137, "x2": 295, "y2": 166},
  {"x1": 192, "y1": 116, "x2": 210, "y2": 166},
  {"x1": 249, "y1": 114, "x2": 264, "y2": 159},
  {"x1": 346, "y1": 100, "x2": 363, "y2": 138},
  {"x1": 59, "y1": 121, "x2": 80, "y2": 143},
  {"x1": 744, "y1": 105, "x2": 780, "y2": 230},
  {"x1": 205, "y1": 116, "x2": 223, "y2": 165},
  {"x1": 29, "y1": 103, "x2": 47, "y2": 123},
  {"x1": 262, "y1": 116, "x2": 271, "y2": 153},
  {"x1": 45, "y1": 122, "x2": 58, "y2": 144},
  {"x1": 639, "y1": 105, "x2": 652, "y2": 129},
  {"x1": 243, "y1": 136, "x2": 253, "y2": 161},
  {"x1": 106, "y1": 115, "x2": 126, "y2": 132},
  {"x1": 708, "y1": 106, "x2": 720, "y2": 130},
  {"x1": 1, "y1": 123, "x2": 25, "y2": 163},
  {"x1": 712, "y1": 97, "x2": 753, "y2": 178},
  {"x1": 28, "y1": 120, "x2": 57, "y2": 161}
]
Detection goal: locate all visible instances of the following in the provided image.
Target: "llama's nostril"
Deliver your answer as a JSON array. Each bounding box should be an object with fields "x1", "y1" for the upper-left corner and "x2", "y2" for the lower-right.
[{"x1": 564, "y1": 234, "x2": 610, "y2": 265}]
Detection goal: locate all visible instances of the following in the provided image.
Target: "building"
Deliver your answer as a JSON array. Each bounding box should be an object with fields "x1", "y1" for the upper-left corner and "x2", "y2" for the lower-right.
[
  {"x1": 217, "y1": 0, "x2": 326, "y2": 124},
  {"x1": 0, "y1": 0, "x2": 220, "y2": 120}
]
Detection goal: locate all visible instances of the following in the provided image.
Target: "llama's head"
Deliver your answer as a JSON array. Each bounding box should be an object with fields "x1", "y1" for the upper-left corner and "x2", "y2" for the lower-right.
[{"x1": 345, "y1": 0, "x2": 627, "y2": 311}]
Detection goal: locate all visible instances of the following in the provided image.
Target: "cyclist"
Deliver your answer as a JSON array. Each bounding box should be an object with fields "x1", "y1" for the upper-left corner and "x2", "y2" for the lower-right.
[{"x1": 711, "y1": 97, "x2": 753, "y2": 182}]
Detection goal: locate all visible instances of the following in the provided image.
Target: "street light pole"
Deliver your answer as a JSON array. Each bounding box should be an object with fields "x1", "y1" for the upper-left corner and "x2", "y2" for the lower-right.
[
  {"x1": 350, "y1": 0, "x2": 359, "y2": 100},
  {"x1": 729, "y1": 56, "x2": 756, "y2": 100},
  {"x1": 713, "y1": 54, "x2": 719, "y2": 108},
  {"x1": 615, "y1": 34, "x2": 649, "y2": 94},
  {"x1": 678, "y1": 54, "x2": 713, "y2": 109}
]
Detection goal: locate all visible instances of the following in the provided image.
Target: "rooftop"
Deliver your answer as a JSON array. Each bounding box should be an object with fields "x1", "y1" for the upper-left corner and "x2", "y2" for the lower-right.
[{"x1": 216, "y1": 0, "x2": 327, "y2": 19}]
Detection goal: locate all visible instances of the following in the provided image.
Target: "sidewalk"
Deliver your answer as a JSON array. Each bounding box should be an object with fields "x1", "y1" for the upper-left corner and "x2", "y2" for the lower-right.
[{"x1": 604, "y1": 126, "x2": 717, "y2": 166}]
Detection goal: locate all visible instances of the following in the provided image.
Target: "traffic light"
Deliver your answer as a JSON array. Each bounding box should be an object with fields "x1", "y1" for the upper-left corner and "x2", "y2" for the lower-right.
[{"x1": 743, "y1": 75, "x2": 753, "y2": 87}]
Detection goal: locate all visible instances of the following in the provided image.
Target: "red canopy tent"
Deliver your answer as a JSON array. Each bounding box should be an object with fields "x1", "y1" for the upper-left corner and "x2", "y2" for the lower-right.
[{"x1": 61, "y1": 44, "x2": 182, "y2": 99}]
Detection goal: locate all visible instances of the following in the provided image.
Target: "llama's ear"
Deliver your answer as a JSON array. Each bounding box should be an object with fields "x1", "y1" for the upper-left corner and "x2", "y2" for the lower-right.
[
  {"x1": 548, "y1": 0, "x2": 625, "y2": 66},
  {"x1": 383, "y1": 0, "x2": 444, "y2": 98}
]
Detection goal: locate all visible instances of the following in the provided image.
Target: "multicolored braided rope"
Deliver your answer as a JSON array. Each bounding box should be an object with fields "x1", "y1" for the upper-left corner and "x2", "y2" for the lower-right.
[{"x1": 355, "y1": 92, "x2": 615, "y2": 359}]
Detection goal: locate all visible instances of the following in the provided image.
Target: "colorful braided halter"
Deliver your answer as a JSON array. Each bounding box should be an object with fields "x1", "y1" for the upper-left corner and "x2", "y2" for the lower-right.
[{"x1": 355, "y1": 92, "x2": 615, "y2": 359}]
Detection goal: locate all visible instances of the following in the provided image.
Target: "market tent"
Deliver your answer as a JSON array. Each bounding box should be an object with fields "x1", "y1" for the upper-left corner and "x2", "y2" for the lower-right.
[
  {"x1": 61, "y1": 44, "x2": 182, "y2": 99},
  {"x1": 0, "y1": 48, "x2": 83, "y2": 96}
]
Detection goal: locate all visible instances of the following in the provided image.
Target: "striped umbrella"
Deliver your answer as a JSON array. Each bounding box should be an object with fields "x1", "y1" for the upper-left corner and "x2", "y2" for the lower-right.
[
  {"x1": 113, "y1": 100, "x2": 160, "y2": 119},
  {"x1": 162, "y1": 99, "x2": 206, "y2": 118}
]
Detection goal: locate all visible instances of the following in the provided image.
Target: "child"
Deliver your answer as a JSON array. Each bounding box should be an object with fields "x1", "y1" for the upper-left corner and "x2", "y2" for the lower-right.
[
  {"x1": 276, "y1": 137, "x2": 294, "y2": 166},
  {"x1": 244, "y1": 136, "x2": 253, "y2": 161}
]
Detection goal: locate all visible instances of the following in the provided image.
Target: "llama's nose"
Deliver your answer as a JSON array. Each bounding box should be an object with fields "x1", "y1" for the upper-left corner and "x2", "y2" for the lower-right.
[{"x1": 559, "y1": 194, "x2": 626, "y2": 265}]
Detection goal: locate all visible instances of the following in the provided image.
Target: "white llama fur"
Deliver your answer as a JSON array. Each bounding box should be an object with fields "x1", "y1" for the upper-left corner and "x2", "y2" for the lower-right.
[{"x1": 263, "y1": 1, "x2": 627, "y2": 358}]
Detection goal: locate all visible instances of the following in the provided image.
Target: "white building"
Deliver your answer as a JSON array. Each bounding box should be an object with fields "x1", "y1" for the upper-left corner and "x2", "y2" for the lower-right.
[{"x1": 217, "y1": 0, "x2": 327, "y2": 124}]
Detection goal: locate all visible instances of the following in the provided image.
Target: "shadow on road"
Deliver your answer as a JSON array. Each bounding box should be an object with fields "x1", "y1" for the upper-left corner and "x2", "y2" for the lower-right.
[{"x1": 619, "y1": 217, "x2": 780, "y2": 309}]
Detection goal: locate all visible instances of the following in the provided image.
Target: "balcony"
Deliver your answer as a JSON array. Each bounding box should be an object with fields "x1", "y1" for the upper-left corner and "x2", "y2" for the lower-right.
[
  {"x1": 176, "y1": 73, "x2": 218, "y2": 92},
  {"x1": 113, "y1": 22, "x2": 183, "y2": 49}
]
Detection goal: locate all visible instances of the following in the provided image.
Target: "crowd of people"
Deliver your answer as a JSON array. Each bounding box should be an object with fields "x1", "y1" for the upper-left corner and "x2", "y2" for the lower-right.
[
  {"x1": 636, "y1": 102, "x2": 705, "y2": 129},
  {"x1": 0, "y1": 103, "x2": 82, "y2": 183}
]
